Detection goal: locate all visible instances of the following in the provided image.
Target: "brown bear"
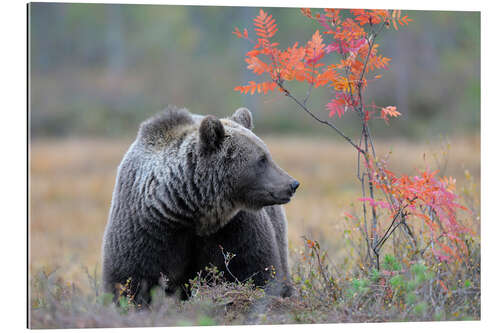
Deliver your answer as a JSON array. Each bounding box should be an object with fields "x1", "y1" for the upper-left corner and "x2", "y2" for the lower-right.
[{"x1": 101, "y1": 106, "x2": 299, "y2": 304}]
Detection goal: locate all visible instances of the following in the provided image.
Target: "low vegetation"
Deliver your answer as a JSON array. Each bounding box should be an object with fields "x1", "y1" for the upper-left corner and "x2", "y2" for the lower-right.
[{"x1": 30, "y1": 236, "x2": 480, "y2": 328}]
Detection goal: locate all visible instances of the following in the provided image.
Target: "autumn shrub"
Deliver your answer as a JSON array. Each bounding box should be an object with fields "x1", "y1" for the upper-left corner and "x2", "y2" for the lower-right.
[
  {"x1": 233, "y1": 6, "x2": 475, "y2": 269},
  {"x1": 233, "y1": 7, "x2": 480, "y2": 320}
]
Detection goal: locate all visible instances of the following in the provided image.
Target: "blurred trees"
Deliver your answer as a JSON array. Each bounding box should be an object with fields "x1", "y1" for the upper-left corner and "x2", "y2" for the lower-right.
[{"x1": 29, "y1": 3, "x2": 479, "y2": 139}]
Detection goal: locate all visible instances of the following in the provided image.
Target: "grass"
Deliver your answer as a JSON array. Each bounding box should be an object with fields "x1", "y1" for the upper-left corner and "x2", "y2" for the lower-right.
[{"x1": 29, "y1": 135, "x2": 480, "y2": 328}]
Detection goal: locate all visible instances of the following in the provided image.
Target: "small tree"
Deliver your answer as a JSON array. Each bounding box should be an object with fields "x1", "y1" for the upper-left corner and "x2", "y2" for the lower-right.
[{"x1": 233, "y1": 8, "x2": 471, "y2": 270}]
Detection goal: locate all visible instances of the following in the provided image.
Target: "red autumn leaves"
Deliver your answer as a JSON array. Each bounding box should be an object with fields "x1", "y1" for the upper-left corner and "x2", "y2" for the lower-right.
[
  {"x1": 233, "y1": 9, "x2": 470, "y2": 263},
  {"x1": 233, "y1": 9, "x2": 411, "y2": 123}
]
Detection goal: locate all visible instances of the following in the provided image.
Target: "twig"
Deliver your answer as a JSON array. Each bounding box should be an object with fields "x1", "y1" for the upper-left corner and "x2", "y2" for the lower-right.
[
  {"x1": 276, "y1": 81, "x2": 365, "y2": 154},
  {"x1": 360, "y1": 173, "x2": 371, "y2": 261},
  {"x1": 374, "y1": 210, "x2": 407, "y2": 253},
  {"x1": 419, "y1": 234, "x2": 445, "y2": 257},
  {"x1": 365, "y1": 145, "x2": 378, "y2": 251},
  {"x1": 356, "y1": 22, "x2": 389, "y2": 262},
  {"x1": 400, "y1": 218, "x2": 418, "y2": 251},
  {"x1": 358, "y1": 21, "x2": 387, "y2": 87},
  {"x1": 365, "y1": 124, "x2": 377, "y2": 159},
  {"x1": 219, "y1": 245, "x2": 240, "y2": 283},
  {"x1": 242, "y1": 271, "x2": 261, "y2": 283},
  {"x1": 312, "y1": 245, "x2": 333, "y2": 289},
  {"x1": 357, "y1": 132, "x2": 363, "y2": 181}
]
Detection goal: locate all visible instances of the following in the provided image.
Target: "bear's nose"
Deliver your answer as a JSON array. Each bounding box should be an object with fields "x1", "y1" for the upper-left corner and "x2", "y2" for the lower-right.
[{"x1": 290, "y1": 180, "x2": 300, "y2": 193}]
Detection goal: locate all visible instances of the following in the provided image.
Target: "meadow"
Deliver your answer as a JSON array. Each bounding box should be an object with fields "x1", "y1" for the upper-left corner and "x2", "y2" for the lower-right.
[{"x1": 29, "y1": 135, "x2": 480, "y2": 328}]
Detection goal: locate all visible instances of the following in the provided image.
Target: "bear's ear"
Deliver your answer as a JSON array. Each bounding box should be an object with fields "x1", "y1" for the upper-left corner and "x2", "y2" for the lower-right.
[
  {"x1": 230, "y1": 107, "x2": 253, "y2": 130},
  {"x1": 199, "y1": 115, "x2": 225, "y2": 153}
]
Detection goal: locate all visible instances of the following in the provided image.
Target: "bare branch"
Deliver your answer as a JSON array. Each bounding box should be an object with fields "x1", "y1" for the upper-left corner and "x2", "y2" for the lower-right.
[
  {"x1": 219, "y1": 245, "x2": 240, "y2": 283},
  {"x1": 374, "y1": 209, "x2": 405, "y2": 252},
  {"x1": 360, "y1": 173, "x2": 371, "y2": 261},
  {"x1": 276, "y1": 81, "x2": 366, "y2": 154}
]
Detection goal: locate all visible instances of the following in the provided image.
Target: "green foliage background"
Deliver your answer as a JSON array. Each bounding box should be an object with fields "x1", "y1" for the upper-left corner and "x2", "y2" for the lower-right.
[{"x1": 29, "y1": 3, "x2": 480, "y2": 139}]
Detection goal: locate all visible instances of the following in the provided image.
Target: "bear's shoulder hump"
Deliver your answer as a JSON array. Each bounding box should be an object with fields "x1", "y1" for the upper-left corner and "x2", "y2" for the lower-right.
[{"x1": 138, "y1": 105, "x2": 194, "y2": 146}]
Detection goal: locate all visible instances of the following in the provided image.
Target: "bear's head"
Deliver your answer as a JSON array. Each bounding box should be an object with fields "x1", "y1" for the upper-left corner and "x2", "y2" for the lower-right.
[
  {"x1": 198, "y1": 107, "x2": 300, "y2": 211},
  {"x1": 136, "y1": 106, "x2": 299, "y2": 235}
]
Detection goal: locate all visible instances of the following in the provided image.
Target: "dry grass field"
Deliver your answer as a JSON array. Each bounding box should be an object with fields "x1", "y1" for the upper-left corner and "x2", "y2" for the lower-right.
[{"x1": 30, "y1": 135, "x2": 480, "y2": 286}]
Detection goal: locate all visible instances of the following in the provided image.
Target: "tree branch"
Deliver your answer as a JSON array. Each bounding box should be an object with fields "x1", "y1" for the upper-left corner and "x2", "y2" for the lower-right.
[{"x1": 276, "y1": 81, "x2": 366, "y2": 154}]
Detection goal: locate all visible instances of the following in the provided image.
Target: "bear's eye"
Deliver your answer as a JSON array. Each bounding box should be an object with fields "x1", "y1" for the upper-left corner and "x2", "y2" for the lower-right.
[{"x1": 258, "y1": 155, "x2": 267, "y2": 167}]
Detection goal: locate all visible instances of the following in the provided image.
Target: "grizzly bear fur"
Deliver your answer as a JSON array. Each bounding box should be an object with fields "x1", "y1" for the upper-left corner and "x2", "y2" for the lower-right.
[{"x1": 101, "y1": 106, "x2": 299, "y2": 304}]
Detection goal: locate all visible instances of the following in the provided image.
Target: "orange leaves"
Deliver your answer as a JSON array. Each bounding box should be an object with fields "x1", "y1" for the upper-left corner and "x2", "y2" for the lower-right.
[
  {"x1": 332, "y1": 76, "x2": 352, "y2": 92},
  {"x1": 369, "y1": 54, "x2": 391, "y2": 70},
  {"x1": 381, "y1": 105, "x2": 399, "y2": 117},
  {"x1": 253, "y1": 9, "x2": 278, "y2": 39},
  {"x1": 306, "y1": 239, "x2": 317, "y2": 249},
  {"x1": 391, "y1": 10, "x2": 412, "y2": 30},
  {"x1": 280, "y1": 43, "x2": 307, "y2": 81},
  {"x1": 231, "y1": 8, "x2": 474, "y2": 268},
  {"x1": 440, "y1": 176, "x2": 457, "y2": 193},
  {"x1": 315, "y1": 68, "x2": 340, "y2": 88},
  {"x1": 231, "y1": 8, "x2": 474, "y2": 269},
  {"x1": 335, "y1": 18, "x2": 366, "y2": 44},
  {"x1": 358, "y1": 43, "x2": 391, "y2": 72},
  {"x1": 233, "y1": 8, "x2": 411, "y2": 124},
  {"x1": 245, "y1": 56, "x2": 272, "y2": 75},
  {"x1": 326, "y1": 98, "x2": 346, "y2": 118},
  {"x1": 347, "y1": 9, "x2": 411, "y2": 30},
  {"x1": 300, "y1": 8, "x2": 312, "y2": 19},
  {"x1": 326, "y1": 93, "x2": 356, "y2": 118},
  {"x1": 368, "y1": 156, "x2": 471, "y2": 263},
  {"x1": 233, "y1": 10, "x2": 282, "y2": 94},
  {"x1": 232, "y1": 27, "x2": 248, "y2": 39},
  {"x1": 233, "y1": 12, "x2": 335, "y2": 95},
  {"x1": 305, "y1": 30, "x2": 325, "y2": 65},
  {"x1": 438, "y1": 279, "x2": 449, "y2": 293},
  {"x1": 234, "y1": 81, "x2": 277, "y2": 95},
  {"x1": 352, "y1": 9, "x2": 388, "y2": 26},
  {"x1": 381, "y1": 106, "x2": 401, "y2": 124}
]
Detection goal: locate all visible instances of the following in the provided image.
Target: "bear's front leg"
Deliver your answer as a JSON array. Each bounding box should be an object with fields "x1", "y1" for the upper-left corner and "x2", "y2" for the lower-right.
[{"x1": 194, "y1": 210, "x2": 291, "y2": 297}]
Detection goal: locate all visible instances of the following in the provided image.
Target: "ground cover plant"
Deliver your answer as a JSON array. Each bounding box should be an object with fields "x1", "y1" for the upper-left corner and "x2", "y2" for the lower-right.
[{"x1": 29, "y1": 7, "x2": 480, "y2": 328}]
